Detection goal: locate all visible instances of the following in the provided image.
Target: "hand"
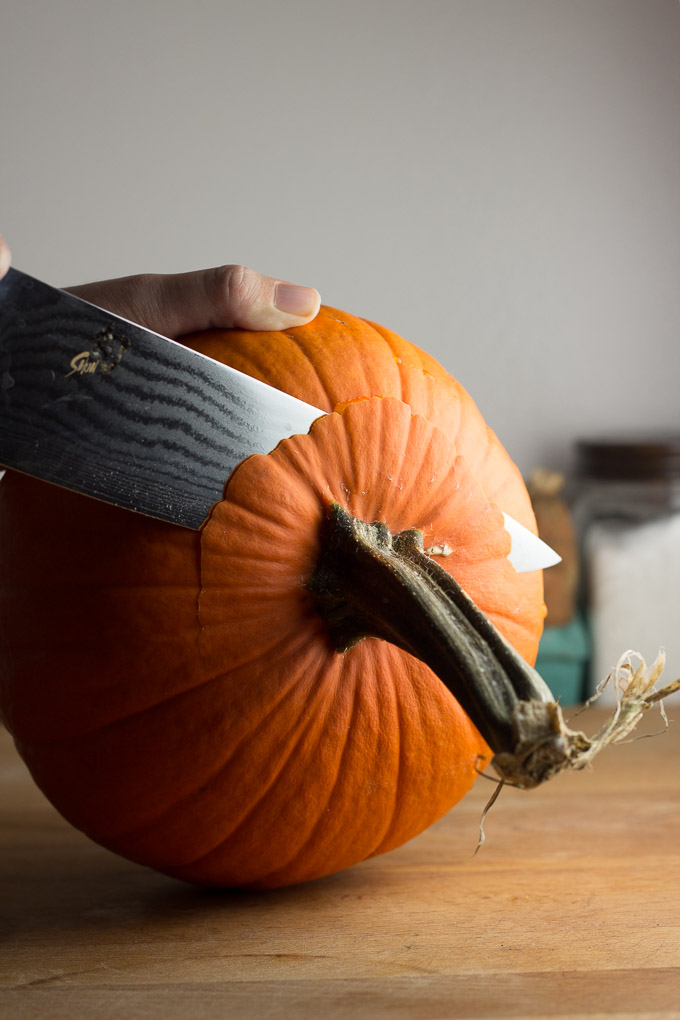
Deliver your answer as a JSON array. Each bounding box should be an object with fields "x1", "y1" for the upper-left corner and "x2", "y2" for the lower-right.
[
  {"x1": 0, "y1": 234, "x2": 10, "y2": 281},
  {"x1": 66, "y1": 265, "x2": 321, "y2": 339}
]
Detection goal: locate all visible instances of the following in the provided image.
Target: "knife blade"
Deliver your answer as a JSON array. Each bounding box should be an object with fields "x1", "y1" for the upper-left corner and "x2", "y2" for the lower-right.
[
  {"x1": 0, "y1": 268, "x2": 322, "y2": 529},
  {"x1": 0, "y1": 268, "x2": 558, "y2": 571}
]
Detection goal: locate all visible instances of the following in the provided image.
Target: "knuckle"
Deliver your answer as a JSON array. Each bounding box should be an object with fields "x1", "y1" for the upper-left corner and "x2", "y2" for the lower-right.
[{"x1": 209, "y1": 264, "x2": 260, "y2": 316}]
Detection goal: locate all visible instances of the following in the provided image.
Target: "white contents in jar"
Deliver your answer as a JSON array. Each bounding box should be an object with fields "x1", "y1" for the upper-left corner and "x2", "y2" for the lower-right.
[{"x1": 586, "y1": 513, "x2": 680, "y2": 703}]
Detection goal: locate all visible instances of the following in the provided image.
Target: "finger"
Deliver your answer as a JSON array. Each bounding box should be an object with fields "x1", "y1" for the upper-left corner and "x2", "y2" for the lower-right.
[
  {"x1": 66, "y1": 265, "x2": 321, "y2": 339},
  {"x1": 0, "y1": 235, "x2": 11, "y2": 281}
]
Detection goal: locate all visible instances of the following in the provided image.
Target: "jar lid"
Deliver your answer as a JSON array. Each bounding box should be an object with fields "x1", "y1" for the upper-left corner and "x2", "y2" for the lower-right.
[{"x1": 576, "y1": 434, "x2": 680, "y2": 481}]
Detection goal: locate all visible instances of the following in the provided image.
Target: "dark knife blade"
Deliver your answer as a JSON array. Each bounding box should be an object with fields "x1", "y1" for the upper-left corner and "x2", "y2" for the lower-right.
[{"x1": 0, "y1": 268, "x2": 323, "y2": 528}]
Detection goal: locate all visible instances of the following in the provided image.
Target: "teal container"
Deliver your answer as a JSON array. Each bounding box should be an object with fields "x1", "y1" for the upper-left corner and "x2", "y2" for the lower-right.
[{"x1": 534, "y1": 615, "x2": 590, "y2": 704}]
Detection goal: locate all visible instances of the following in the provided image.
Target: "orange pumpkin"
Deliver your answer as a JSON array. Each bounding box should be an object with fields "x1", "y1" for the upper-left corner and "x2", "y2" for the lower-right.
[{"x1": 0, "y1": 307, "x2": 546, "y2": 888}]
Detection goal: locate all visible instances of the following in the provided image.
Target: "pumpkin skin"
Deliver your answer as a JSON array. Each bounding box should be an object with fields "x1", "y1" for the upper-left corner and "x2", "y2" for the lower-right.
[
  {"x1": 184, "y1": 307, "x2": 535, "y2": 532},
  {"x1": 0, "y1": 308, "x2": 545, "y2": 888}
]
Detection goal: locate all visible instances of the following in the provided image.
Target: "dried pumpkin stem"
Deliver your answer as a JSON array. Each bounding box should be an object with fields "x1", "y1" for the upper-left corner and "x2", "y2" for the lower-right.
[{"x1": 309, "y1": 504, "x2": 677, "y2": 789}]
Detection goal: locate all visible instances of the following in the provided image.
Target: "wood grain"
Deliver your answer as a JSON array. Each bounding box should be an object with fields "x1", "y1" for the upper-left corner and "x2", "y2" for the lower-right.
[{"x1": 2, "y1": 705, "x2": 680, "y2": 1019}]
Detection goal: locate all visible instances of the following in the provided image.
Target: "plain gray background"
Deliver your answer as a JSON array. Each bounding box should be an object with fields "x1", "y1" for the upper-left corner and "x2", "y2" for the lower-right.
[{"x1": 2, "y1": 0, "x2": 679, "y2": 476}]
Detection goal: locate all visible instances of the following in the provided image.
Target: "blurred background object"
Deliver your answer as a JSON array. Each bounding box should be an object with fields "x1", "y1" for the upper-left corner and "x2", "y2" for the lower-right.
[
  {"x1": 529, "y1": 436, "x2": 680, "y2": 705},
  {"x1": 574, "y1": 434, "x2": 680, "y2": 703},
  {"x1": 529, "y1": 469, "x2": 589, "y2": 704},
  {"x1": 527, "y1": 469, "x2": 579, "y2": 628}
]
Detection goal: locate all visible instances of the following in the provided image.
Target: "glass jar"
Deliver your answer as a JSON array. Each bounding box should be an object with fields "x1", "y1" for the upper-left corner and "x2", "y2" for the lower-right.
[{"x1": 573, "y1": 435, "x2": 680, "y2": 702}]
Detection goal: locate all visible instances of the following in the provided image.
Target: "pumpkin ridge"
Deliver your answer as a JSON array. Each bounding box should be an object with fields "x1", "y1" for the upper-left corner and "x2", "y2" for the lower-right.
[
  {"x1": 102, "y1": 637, "x2": 342, "y2": 853},
  {"x1": 359, "y1": 317, "x2": 478, "y2": 448},
  {"x1": 17, "y1": 621, "x2": 316, "y2": 750},
  {"x1": 203, "y1": 485, "x2": 306, "y2": 532},
  {"x1": 11, "y1": 671, "x2": 216, "y2": 749},
  {"x1": 356, "y1": 317, "x2": 413, "y2": 402},
  {"x1": 359, "y1": 316, "x2": 442, "y2": 376},
  {"x1": 339, "y1": 397, "x2": 413, "y2": 516},
  {"x1": 359, "y1": 316, "x2": 444, "y2": 413},
  {"x1": 213, "y1": 656, "x2": 362, "y2": 886},
  {"x1": 363, "y1": 650, "x2": 406, "y2": 858},
  {"x1": 478, "y1": 427, "x2": 513, "y2": 495},
  {"x1": 162, "y1": 693, "x2": 360, "y2": 885},
  {"x1": 237, "y1": 642, "x2": 444, "y2": 889},
  {"x1": 283, "y1": 331, "x2": 340, "y2": 413}
]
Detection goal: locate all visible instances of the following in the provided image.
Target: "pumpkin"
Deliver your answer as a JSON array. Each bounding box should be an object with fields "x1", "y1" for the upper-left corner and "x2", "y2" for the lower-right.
[{"x1": 0, "y1": 307, "x2": 548, "y2": 889}]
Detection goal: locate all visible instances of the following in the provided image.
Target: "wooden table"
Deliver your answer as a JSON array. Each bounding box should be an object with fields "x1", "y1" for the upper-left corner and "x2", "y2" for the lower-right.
[{"x1": 2, "y1": 706, "x2": 680, "y2": 1019}]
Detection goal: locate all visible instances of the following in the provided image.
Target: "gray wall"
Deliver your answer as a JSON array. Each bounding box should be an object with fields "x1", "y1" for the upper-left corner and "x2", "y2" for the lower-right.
[{"x1": 2, "y1": 0, "x2": 679, "y2": 475}]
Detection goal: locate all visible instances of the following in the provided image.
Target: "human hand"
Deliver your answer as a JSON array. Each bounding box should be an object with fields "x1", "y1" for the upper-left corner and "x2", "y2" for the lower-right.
[
  {"x1": 66, "y1": 265, "x2": 321, "y2": 339},
  {"x1": 0, "y1": 234, "x2": 10, "y2": 281}
]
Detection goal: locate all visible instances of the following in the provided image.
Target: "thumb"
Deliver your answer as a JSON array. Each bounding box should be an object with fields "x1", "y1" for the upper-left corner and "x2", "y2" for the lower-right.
[{"x1": 66, "y1": 264, "x2": 321, "y2": 339}]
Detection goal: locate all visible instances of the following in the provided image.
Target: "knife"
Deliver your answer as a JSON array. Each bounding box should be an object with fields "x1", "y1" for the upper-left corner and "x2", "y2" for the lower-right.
[{"x1": 0, "y1": 268, "x2": 559, "y2": 571}]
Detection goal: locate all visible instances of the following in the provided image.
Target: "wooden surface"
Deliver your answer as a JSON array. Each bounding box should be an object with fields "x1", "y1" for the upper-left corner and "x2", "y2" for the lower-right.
[{"x1": 2, "y1": 706, "x2": 680, "y2": 1020}]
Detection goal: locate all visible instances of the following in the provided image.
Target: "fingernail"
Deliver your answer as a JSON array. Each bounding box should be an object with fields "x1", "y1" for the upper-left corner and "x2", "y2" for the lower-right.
[{"x1": 274, "y1": 283, "x2": 319, "y2": 317}]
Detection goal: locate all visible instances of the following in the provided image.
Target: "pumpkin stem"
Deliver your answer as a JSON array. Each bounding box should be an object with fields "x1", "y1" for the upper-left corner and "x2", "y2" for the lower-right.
[
  {"x1": 310, "y1": 505, "x2": 678, "y2": 789},
  {"x1": 309, "y1": 503, "x2": 585, "y2": 788}
]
